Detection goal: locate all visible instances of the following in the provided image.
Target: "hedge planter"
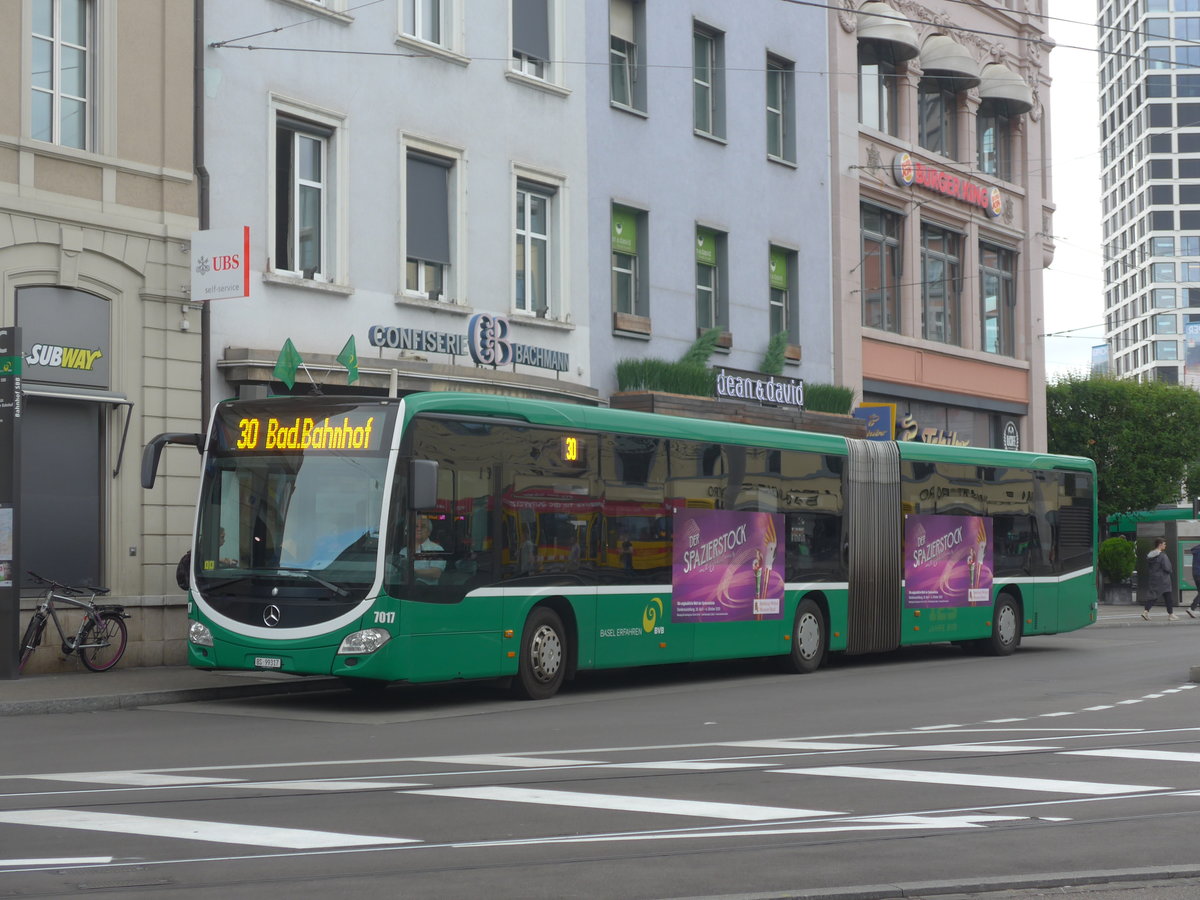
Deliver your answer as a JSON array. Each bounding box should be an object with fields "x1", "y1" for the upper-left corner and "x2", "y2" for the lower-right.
[{"x1": 609, "y1": 391, "x2": 867, "y2": 438}]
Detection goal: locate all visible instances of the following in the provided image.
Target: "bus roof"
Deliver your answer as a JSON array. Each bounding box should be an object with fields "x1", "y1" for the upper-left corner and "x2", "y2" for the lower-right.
[{"x1": 395, "y1": 391, "x2": 1096, "y2": 474}]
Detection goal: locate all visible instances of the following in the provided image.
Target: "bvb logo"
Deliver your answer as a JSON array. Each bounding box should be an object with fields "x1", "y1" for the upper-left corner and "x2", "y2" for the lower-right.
[{"x1": 642, "y1": 597, "x2": 663, "y2": 633}]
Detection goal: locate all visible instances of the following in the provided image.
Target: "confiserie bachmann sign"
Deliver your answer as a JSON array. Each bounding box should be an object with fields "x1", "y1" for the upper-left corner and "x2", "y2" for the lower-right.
[{"x1": 714, "y1": 367, "x2": 804, "y2": 410}]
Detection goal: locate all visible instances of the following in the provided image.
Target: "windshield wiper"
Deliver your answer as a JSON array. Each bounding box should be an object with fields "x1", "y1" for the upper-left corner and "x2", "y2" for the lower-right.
[
  {"x1": 201, "y1": 575, "x2": 254, "y2": 592},
  {"x1": 199, "y1": 568, "x2": 350, "y2": 597},
  {"x1": 268, "y1": 566, "x2": 350, "y2": 597}
]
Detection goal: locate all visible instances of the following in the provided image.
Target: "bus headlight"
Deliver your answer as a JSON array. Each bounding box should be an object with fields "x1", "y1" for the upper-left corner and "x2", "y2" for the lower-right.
[
  {"x1": 338, "y1": 628, "x2": 391, "y2": 655},
  {"x1": 188, "y1": 621, "x2": 214, "y2": 647}
]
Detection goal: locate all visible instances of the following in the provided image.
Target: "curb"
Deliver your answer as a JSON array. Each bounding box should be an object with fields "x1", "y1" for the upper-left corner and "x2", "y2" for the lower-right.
[
  {"x1": 671, "y1": 865, "x2": 1200, "y2": 899},
  {"x1": 0, "y1": 676, "x2": 342, "y2": 717},
  {"x1": 2, "y1": 611, "x2": 1190, "y2": 716}
]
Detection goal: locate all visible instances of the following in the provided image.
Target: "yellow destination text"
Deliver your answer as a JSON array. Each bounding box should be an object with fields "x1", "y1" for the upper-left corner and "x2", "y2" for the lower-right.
[{"x1": 264, "y1": 416, "x2": 376, "y2": 450}]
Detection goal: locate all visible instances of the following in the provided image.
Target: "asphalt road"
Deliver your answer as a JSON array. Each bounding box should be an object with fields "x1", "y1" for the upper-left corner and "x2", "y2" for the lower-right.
[{"x1": 3, "y1": 622, "x2": 1200, "y2": 900}]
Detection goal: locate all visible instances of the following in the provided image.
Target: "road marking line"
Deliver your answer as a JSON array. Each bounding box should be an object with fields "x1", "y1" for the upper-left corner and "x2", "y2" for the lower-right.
[
  {"x1": 718, "y1": 740, "x2": 884, "y2": 751},
  {"x1": 0, "y1": 857, "x2": 113, "y2": 866},
  {"x1": 856, "y1": 813, "x2": 1026, "y2": 826},
  {"x1": 27, "y1": 773, "x2": 241, "y2": 787},
  {"x1": 774, "y1": 766, "x2": 1168, "y2": 795},
  {"x1": 602, "y1": 762, "x2": 768, "y2": 771},
  {"x1": 409, "y1": 786, "x2": 841, "y2": 821},
  {"x1": 1040, "y1": 712, "x2": 1074, "y2": 718},
  {"x1": 1063, "y1": 749, "x2": 1200, "y2": 763},
  {"x1": 984, "y1": 718, "x2": 1026, "y2": 723},
  {"x1": 457, "y1": 814, "x2": 1028, "y2": 848},
  {"x1": 1082, "y1": 706, "x2": 1114, "y2": 711},
  {"x1": 226, "y1": 780, "x2": 424, "y2": 791},
  {"x1": 904, "y1": 744, "x2": 1057, "y2": 753},
  {"x1": 408, "y1": 755, "x2": 602, "y2": 768},
  {"x1": 0, "y1": 810, "x2": 417, "y2": 849}
]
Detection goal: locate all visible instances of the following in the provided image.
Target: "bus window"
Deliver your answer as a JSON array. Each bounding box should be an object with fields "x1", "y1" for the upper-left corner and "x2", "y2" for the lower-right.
[
  {"x1": 984, "y1": 468, "x2": 1035, "y2": 577},
  {"x1": 785, "y1": 512, "x2": 845, "y2": 581},
  {"x1": 1056, "y1": 471, "x2": 1094, "y2": 573},
  {"x1": 901, "y1": 461, "x2": 982, "y2": 516},
  {"x1": 496, "y1": 425, "x2": 599, "y2": 581}
]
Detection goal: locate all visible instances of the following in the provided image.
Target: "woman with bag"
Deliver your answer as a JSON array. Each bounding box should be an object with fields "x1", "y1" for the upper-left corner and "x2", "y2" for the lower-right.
[{"x1": 1142, "y1": 537, "x2": 1178, "y2": 621}]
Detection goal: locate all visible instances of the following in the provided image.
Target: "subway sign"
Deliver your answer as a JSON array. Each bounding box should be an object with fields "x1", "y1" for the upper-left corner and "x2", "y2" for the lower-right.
[{"x1": 893, "y1": 152, "x2": 1003, "y2": 218}]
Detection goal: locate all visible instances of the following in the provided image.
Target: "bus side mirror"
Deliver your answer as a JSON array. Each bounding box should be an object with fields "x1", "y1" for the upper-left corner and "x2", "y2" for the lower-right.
[
  {"x1": 142, "y1": 432, "x2": 204, "y2": 489},
  {"x1": 409, "y1": 458, "x2": 439, "y2": 510}
]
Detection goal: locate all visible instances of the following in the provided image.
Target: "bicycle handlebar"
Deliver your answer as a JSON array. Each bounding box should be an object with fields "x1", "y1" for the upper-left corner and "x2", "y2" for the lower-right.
[{"x1": 26, "y1": 571, "x2": 111, "y2": 596}]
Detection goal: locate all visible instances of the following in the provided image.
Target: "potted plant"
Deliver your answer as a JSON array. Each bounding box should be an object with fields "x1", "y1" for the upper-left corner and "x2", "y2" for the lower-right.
[{"x1": 1098, "y1": 536, "x2": 1136, "y2": 605}]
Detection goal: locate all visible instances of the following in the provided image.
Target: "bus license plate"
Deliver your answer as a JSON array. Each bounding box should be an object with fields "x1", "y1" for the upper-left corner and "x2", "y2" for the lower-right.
[{"x1": 254, "y1": 657, "x2": 282, "y2": 669}]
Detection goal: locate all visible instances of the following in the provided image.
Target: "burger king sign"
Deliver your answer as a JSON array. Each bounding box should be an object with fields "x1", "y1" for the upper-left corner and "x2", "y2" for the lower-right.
[{"x1": 892, "y1": 152, "x2": 1003, "y2": 219}]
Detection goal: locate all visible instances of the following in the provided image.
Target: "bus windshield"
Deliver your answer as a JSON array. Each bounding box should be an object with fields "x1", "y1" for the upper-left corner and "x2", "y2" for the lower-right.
[{"x1": 193, "y1": 400, "x2": 394, "y2": 600}]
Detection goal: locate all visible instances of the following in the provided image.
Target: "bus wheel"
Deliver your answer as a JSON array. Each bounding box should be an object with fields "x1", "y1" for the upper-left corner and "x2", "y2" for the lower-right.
[
  {"x1": 513, "y1": 607, "x2": 567, "y2": 700},
  {"x1": 782, "y1": 598, "x2": 825, "y2": 674},
  {"x1": 984, "y1": 594, "x2": 1022, "y2": 656}
]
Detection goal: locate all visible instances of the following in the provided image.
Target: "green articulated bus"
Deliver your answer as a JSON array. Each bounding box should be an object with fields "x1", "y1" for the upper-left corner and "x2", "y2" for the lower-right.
[{"x1": 142, "y1": 391, "x2": 1098, "y2": 700}]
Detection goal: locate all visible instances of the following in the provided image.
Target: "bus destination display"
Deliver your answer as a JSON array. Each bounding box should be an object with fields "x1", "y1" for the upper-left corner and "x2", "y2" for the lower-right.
[{"x1": 231, "y1": 413, "x2": 382, "y2": 452}]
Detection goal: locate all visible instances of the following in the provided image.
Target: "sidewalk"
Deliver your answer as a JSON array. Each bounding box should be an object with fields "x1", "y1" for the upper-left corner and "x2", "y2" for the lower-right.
[
  {"x1": 1, "y1": 604, "x2": 1196, "y2": 716},
  {"x1": 0, "y1": 666, "x2": 341, "y2": 717}
]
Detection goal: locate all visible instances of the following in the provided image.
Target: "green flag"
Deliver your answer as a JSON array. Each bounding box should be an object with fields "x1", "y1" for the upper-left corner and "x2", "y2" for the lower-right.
[
  {"x1": 337, "y1": 335, "x2": 359, "y2": 384},
  {"x1": 273, "y1": 338, "x2": 302, "y2": 390}
]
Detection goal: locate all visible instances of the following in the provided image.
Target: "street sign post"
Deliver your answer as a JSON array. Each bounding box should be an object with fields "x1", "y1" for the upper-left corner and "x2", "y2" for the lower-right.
[{"x1": 0, "y1": 328, "x2": 21, "y2": 679}]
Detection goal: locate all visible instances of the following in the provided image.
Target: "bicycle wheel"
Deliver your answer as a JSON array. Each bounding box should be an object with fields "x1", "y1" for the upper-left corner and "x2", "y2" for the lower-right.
[
  {"x1": 18, "y1": 615, "x2": 46, "y2": 672},
  {"x1": 78, "y1": 612, "x2": 128, "y2": 672}
]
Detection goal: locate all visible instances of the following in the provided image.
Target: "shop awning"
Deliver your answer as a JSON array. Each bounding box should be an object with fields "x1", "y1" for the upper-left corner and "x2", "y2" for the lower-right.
[
  {"x1": 21, "y1": 384, "x2": 134, "y2": 478},
  {"x1": 978, "y1": 62, "x2": 1034, "y2": 115},
  {"x1": 857, "y1": 2, "x2": 919, "y2": 62},
  {"x1": 920, "y1": 34, "x2": 981, "y2": 91}
]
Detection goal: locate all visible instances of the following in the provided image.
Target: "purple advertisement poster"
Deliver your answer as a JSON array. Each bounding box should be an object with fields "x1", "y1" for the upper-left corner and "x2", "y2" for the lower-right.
[
  {"x1": 904, "y1": 514, "x2": 993, "y2": 608},
  {"x1": 672, "y1": 509, "x2": 785, "y2": 622}
]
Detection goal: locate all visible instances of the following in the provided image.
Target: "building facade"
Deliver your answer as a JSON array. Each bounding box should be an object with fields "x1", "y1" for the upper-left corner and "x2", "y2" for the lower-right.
[
  {"x1": 0, "y1": 0, "x2": 199, "y2": 661},
  {"x1": 585, "y1": 0, "x2": 833, "y2": 394},
  {"x1": 830, "y1": 0, "x2": 1055, "y2": 450},
  {"x1": 1099, "y1": 0, "x2": 1200, "y2": 385},
  {"x1": 201, "y1": 0, "x2": 834, "y2": 408},
  {"x1": 202, "y1": 0, "x2": 598, "y2": 407}
]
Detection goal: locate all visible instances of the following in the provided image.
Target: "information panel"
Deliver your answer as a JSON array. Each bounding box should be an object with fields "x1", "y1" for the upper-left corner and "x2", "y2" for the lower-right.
[{"x1": 213, "y1": 403, "x2": 392, "y2": 455}]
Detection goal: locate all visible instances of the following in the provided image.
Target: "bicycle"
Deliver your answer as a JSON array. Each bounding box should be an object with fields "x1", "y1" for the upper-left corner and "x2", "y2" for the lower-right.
[{"x1": 19, "y1": 572, "x2": 130, "y2": 673}]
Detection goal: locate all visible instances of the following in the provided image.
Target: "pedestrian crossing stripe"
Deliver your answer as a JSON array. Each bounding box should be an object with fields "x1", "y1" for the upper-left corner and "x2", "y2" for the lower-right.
[
  {"x1": 718, "y1": 740, "x2": 885, "y2": 751},
  {"x1": 0, "y1": 857, "x2": 114, "y2": 867},
  {"x1": 900, "y1": 744, "x2": 1059, "y2": 753},
  {"x1": 774, "y1": 766, "x2": 1169, "y2": 795},
  {"x1": 409, "y1": 786, "x2": 842, "y2": 821},
  {"x1": 408, "y1": 755, "x2": 603, "y2": 768},
  {"x1": 226, "y1": 780, "x2": 426, "y2": 791},
  {"x1": 1063, "y1": 749, "x2": 1200, "y2": 763},
  {"x1": 27, "y1": 773, "x2": 241, "y2": 787},
  {"x1": 0, "y1": 810, "x2": 418, "y2": 849}
]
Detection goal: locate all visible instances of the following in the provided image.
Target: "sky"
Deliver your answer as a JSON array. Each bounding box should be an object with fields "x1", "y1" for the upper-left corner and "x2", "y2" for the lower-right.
[{"x1": 1042, "y1": 2, "x2": 1105, "y2": 380}]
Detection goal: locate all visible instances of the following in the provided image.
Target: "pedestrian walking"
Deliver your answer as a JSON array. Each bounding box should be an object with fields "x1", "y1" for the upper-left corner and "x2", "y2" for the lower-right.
[
  {"x1": 1142, "y1": 537, "x2": 1178, "y2": 620},
  {"x1": 1188, "y1": 541, "x2": 1200, "y2": 618}
]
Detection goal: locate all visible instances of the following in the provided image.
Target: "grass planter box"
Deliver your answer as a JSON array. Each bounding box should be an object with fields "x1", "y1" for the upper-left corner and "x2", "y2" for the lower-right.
[{"x1": 609, "y1": 391, "x2": 866, "y2": 438}]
